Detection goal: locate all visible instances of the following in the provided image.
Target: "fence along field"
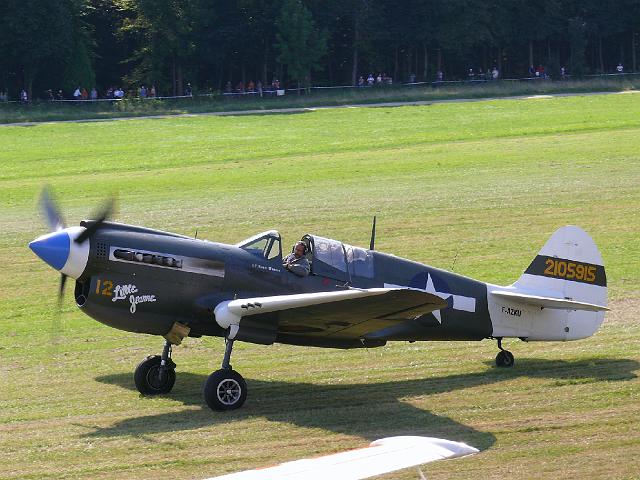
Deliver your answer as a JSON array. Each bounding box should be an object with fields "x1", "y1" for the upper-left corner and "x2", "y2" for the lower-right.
[
  {"x1": 2, "y1": 75, "x2": 640, "y2": 124},
  {"x1": 0, "y1": 92, "x2": 639, "y2": 479}
]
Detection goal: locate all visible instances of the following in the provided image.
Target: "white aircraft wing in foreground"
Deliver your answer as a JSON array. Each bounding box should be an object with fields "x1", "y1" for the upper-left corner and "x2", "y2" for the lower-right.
[{"x1": 205, "y1": 436, "x2": 478, "y2": 480}]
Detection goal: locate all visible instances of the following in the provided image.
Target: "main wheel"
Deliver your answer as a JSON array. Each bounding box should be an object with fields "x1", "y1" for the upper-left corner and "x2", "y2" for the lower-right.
[
  {"x1": 134, "y1": 355, "x2": 176, "y2": 395},
  {"x1": 204, "y1": 369, "x2": 247, "y2": 411},
  {"x1": 495, "y1": 350, "x2": 515, "y2": 368}
]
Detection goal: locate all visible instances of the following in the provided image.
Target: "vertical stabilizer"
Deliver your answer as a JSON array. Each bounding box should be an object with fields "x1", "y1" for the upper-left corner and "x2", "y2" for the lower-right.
[
  {"x1": 514, "y1": 225, "x2": 607, "y2": 308},
  {"x1": 489, "y1": 226, "x2": 607, "y2": 341}
]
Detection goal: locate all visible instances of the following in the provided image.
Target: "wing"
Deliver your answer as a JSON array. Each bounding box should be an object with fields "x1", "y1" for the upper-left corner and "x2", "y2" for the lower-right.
[
  {"x1": 214, "y1": 287, "x2": 447, "y2": 343},
  {"x1": 205, "y1": 436, "x2": 478, "y2": 480}
]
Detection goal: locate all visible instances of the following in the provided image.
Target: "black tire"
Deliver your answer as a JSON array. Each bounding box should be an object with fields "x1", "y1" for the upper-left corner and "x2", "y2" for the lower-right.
[
  {"x1": 204, "y1": 369, "x2": 247, "y2": 411},
  {"x1": 495, "y1": 350, "x2": 515, "y2": 368},
  {"x1": 134, "y1": 355, "x2": 176, "y2": 395}
]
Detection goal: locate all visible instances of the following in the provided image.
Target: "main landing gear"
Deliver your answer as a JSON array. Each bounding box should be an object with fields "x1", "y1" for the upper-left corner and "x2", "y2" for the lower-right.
[
  {"x1": 134, "y1": 321, "x2": 188, "y2": 396},
  {"x1": 134, "y1": 323, "x2": 247, "y2": 411},
  {"x1": 495, "y1": 337, "x2": 515, "y2": 368},
  {"x1": 203, "y1": 337, "x2": 247, "y2": 411},
  {"x1": 134, "y1": 339, "x2": 176, "y2": 394}
]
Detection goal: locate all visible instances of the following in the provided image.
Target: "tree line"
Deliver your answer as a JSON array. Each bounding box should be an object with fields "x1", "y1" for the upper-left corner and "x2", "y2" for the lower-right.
[{"x1": 1, "y1": 0, "x2": 639, "y2": 99}]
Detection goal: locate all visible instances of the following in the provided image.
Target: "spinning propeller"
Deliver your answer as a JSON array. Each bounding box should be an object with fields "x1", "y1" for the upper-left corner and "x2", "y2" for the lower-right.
[{"x1": 30, "y1": 186, "x2": 115, "y2": 303}]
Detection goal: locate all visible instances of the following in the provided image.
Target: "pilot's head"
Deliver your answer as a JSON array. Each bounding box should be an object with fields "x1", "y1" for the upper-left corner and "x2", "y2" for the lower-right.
[{"x1": 293, "y1": 242, "x2": 306, "y2": 258}]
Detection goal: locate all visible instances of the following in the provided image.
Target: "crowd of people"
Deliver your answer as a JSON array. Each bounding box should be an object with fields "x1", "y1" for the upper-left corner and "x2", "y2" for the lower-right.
[
  {"x1": 224, "y1": 78, "x2": 283, "y2": 96},
  {"x1": 358, "y1": 73, "x2": 394, "y2": 86},
  {"x1": 466, "y1": 66, "x2": 501, "y2": 80},
  {"x1": 12, "y1": 84, "x2": 164, "y2": 103},
  {"x1": 0, "y1": 63, "x2": 632, "y2": 103}
]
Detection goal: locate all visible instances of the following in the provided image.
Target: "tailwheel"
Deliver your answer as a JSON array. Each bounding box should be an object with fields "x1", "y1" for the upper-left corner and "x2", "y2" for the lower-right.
[
  {"x1": 204, "y1": 369, "x2": 247, "y2": 411},
  {"x1": 134, "y1": 355, "x2": 176, "y2": 394},
  {"x1": 494, "y1": 337, "x2": 515, "y2": 368},
  {"x1": 495, "y1": 350, "x2": 515, "y2": 368}
]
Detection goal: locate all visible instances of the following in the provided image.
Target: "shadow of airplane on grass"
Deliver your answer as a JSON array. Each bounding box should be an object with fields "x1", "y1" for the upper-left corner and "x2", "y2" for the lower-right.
[{"x1": 88, "y1": 357, "x2": 637, "y2": 451}]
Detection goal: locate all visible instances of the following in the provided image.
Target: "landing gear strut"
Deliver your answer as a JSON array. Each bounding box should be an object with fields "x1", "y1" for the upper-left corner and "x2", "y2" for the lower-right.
[
  {"x1": 134, "y1": 339, "x2": 176, "y2": 394},
  {"x1": 134, "y1": 322, "x2": 190, "y2": 395},
  {"x1": 495, "y1": 337, "x2": 515, "y2": 368},
  {"x1": 203, "y1": 337, "x2": 247, "y2": 411}
]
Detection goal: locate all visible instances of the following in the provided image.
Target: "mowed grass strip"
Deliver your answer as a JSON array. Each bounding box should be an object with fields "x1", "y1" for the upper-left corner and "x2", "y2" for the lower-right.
[{"x1": 0, "y1": 93, "x2": 639, "y2": 479}]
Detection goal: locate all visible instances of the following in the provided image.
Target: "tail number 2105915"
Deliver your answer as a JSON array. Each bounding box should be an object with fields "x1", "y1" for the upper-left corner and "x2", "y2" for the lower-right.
[{"x1": 544, "y1": 258, "x2": 596, "y2": 282}]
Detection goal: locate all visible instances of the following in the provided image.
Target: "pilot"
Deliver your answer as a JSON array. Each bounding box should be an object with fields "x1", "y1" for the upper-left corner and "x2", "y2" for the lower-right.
[{"x1": 283, "y1": 241, "x2": 310, "y2": 277}]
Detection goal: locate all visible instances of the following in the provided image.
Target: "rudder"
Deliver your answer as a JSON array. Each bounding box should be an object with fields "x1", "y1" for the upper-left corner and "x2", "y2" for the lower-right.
[{"x1": 514, "y1": 225, "x2": 607, "y2": 308}]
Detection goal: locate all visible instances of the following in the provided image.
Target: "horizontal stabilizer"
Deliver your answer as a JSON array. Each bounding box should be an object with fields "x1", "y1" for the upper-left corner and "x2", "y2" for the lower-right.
[
  {"x1": 491, "y1": 290, "x2": 609, "y2": 312},
  {"x1": 205, "y1": 436, "x2": 478, "y2": 480}
]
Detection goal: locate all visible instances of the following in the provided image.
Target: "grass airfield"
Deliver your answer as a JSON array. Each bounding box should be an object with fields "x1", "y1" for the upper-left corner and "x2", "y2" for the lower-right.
[{"x1": 1, "y1": 93, "x2": 639, "y2": 479}]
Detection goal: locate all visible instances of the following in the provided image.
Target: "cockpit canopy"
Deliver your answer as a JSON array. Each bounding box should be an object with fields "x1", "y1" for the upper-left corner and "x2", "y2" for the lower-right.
[
  {"x1": 302, "y1": 234, "x2": 374, "y2": 280},
  {"x1": 237, "y1": 230, "x2": 374, "y2": 280},
  {"x1": 236, "y1": 230, "x2": 282, "y2": 260}
]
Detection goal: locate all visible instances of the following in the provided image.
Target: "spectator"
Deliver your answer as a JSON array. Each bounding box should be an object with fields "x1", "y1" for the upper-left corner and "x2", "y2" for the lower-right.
[
  {"x1": 367, "y1": 73, "x2": 374, "y2": 86},
  {"x1": 0, "y1": 90, "x2": 8, "y2": 102},
  {"x1": 184, "y1": 82, "x2": 193, "y2": 96},
  {"x1": 408, "y1": 73, "x2": 416, "y2": 83},
  {"x1": 73, "y1": 87, "x2": 81, "y2": 101},
  {"x1": 528, "y1": 65, "x2": 535, "y2": 77},
  {"x1": 81, "y1": 88, "x2": 88, "y2": 100},
  {"x1": 114, "y1": 87, "x2": 124, "y2": 99},
  {"x1": 150, "y1": 85, "x2": 156, "y2": 97},
  {"x1": 247, "y1": 80, "x2": 255, "y2": 92},
  {"x1": 436, "y1": 70, "x2": 443, "y2": 81},
  {"x1": 492, "y1": 67, "x2": 499, "y2": 80},
  {"x1": 616, "y1": 63, "x2": 624, "y2": 73},
  {"x1": 257, "y1": 80, "x2": 263, "y2": 97},
  {"x1": 376, "y1": 73, "x2": 382, "y2": 84},
  {"x1": 468, "y1": 68, "x2": 474, "y2": 80},
  {"x1": 57, "y1": 89, "x2": 64, "y2": 100},
  {"x1": 236, "y1": 81, "x2": 245, "y2": 93},
  {"x1": 139, "y1": 85, "x2": 147, "y2": 98},
  {"x1": 45, "y1": 89, "x2": 54, "y2": 101},
  {"x1": 358, "y1": 75, "x2": 364, "y2": 86},
  {"x1": 106, "y1": 86, "x2": 113, "y2": 99},
  {"x1": 560, "y1": 66, "x2": 566, "y2": 79},
  {"x1": 90, "y1": 87, "x2": 98, "y2": 101},
  {"x1": 20, "y1": 89, "x2": 28, "y2": 103}
]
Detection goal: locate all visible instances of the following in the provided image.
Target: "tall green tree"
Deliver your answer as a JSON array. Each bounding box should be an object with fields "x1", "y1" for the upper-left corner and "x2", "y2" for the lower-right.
[
  {"x1": 275, "y1": 0, "x2": 327, "y2": 92},
  {"x1": 237, "y1": 0, "x2": 280, "y2": 84},
  {"x1": 86, "y1": 0, "x2": 134, "y2": 89},
  {"x1": 0, "y1": 0, "x2": 92, "y2": 98},
  {"x1": 122, "y1": 0, "x2": 195, "y2": 95},
  {"x1": 567, "y1": 16, "x2": 587, "y2": 76},
  {"x1": 62, "y1": 0, "x2": 96, "y2": 92},
  {"x1": 581, "y1": 0, "x2": 627, "y2": 72}
]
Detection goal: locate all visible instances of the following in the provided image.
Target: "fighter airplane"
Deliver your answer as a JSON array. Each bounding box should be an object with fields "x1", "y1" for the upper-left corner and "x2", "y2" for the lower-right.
[{"x1": 29, "y1": 189, "x2": 608, "y2": 411}]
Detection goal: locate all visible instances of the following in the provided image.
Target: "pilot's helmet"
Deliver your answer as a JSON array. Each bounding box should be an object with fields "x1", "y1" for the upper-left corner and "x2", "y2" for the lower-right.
[{"x1": 295, "y1": 241, "x2": 307, "y2": 255}]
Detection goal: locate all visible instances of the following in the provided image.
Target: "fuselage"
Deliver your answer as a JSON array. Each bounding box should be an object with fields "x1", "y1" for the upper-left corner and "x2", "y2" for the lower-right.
[{"x1": 32, "y1": 221, "x2": 494, "y2": 347}]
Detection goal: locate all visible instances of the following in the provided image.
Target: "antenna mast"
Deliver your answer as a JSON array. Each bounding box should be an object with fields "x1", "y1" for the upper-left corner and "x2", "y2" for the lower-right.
[{"x1": 369, "y1": 216, "x2": 377, "y2": 250}]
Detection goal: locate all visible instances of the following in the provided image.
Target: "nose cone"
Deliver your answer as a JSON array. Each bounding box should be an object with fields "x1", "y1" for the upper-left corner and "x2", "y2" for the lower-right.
[{"x1": 29, "y1": 231, "x2": 70, "y2": 271}]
